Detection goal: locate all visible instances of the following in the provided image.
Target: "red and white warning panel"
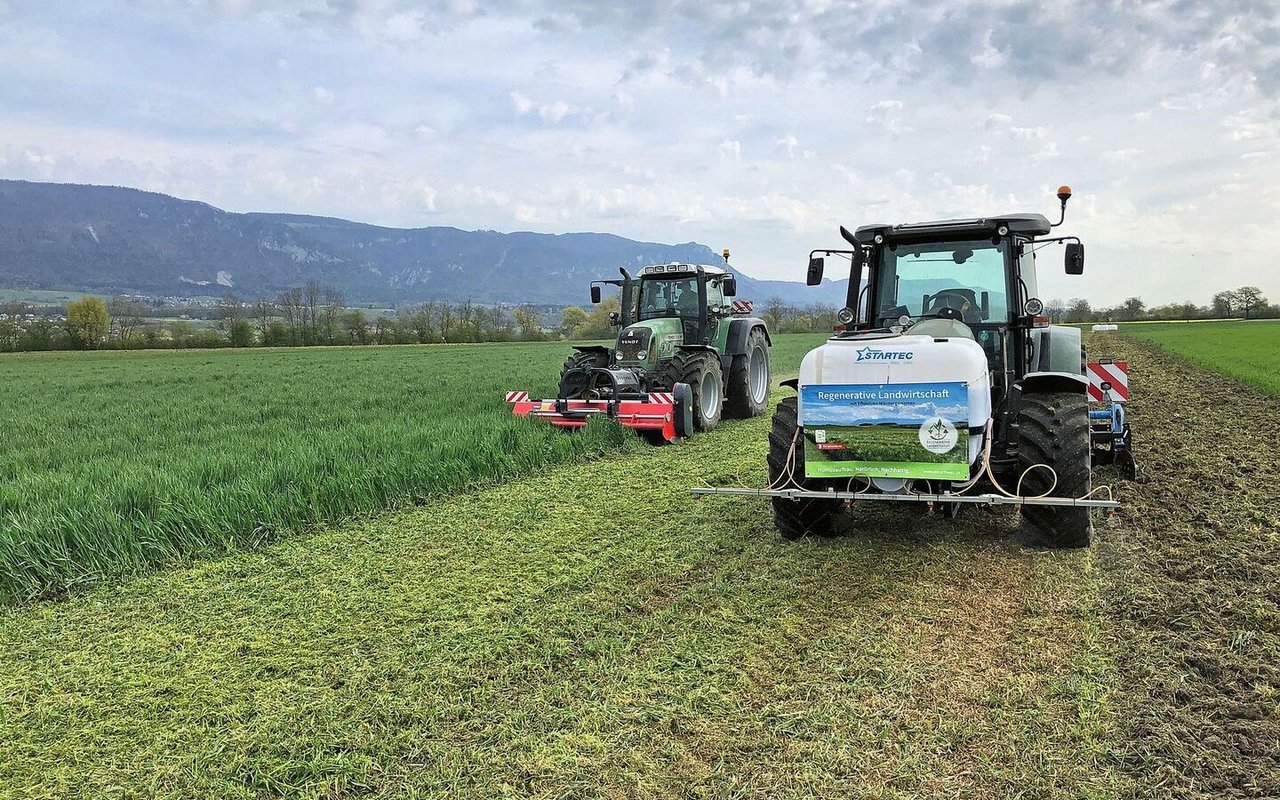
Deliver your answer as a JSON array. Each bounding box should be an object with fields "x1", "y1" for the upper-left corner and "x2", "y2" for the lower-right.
[
  {"x1": 1087, "y1": 360, "x2": 1129, "y2": 403},
  {"x1": 731, "y1": 300, "x2": 754, "y2": 315}
]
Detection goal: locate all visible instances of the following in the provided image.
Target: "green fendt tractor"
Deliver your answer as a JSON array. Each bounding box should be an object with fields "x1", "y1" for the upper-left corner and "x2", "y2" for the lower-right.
[{"x1": 507, "y1": 251, "x2": 772, "y2": 442}]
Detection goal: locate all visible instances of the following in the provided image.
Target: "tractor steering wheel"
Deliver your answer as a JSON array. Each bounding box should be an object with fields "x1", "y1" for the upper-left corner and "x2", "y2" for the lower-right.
[{"x1": 925, "y1": 289, "x2": 975, "y2": 322}]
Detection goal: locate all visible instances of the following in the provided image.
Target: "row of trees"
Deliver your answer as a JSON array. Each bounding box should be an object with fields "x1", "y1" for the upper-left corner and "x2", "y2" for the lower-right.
[
  {"x1": 1, "y1": 281, "x2": 1274, "y2": 353},
  {"x1": 0, "y1": 284, "x2": 563, "y2": 352},
  {"x1": 1048, "y1": 285, "x2": 1275, "y2": 324}
]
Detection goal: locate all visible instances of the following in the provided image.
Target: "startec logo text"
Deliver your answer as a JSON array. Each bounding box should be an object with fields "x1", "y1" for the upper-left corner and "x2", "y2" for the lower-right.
[{"x1": 855, "y1": 347, "x2": 914, "y2": 362}]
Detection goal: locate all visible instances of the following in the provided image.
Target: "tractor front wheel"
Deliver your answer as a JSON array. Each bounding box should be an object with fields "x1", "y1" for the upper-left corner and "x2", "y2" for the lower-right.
[
  {"x1": 725, "y1": 328, "x2": 771, "y2": 419},
  {"x1": 1015, "y1": 390, "x2": 1093, "y2": 548},
  {"x1": 558, "y1": 349, "x2": 611, "y2": 399},
  {"x1": 768, "y1": 397, "x2": 840, "y2": 539},
  {"x1": 661, "y1": 350, "x2": 723, "y2": 431},
  {"x1": 560, "y1": 349, "x2": 609, "y2": 379}
]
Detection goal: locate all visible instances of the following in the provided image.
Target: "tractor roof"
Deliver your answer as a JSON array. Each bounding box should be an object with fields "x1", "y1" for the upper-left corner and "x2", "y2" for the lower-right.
[
  {"x1": 853, "y1": 213, "x2": 1051, "y2": 244},
  {"x1": 637, "y1": 263, "x2": 728, "y2": 277}
]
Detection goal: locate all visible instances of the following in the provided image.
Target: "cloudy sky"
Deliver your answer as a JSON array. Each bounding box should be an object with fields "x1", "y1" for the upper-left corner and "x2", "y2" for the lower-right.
[{"x1": 1, "y1": 0, "x2": 1277, "y2": 306}]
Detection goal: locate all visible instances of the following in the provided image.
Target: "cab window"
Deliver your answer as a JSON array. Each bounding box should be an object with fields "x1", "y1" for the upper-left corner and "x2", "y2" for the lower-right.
[
  {"x1": 872, "y1": 239, "x2": 1010, "y2": 325},
  {"x1": 638, "y1": 275, "x2": 724, "y2": 319}
]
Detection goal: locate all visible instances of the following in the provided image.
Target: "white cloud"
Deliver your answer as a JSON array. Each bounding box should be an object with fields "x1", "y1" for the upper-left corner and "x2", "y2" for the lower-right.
[
  {"x1": 1101, "y1": 149, "x2": 1140, "y2": 163},
  {"x1": 510, "y1": 91, "x2": 533, "y2": 116},
  {"x1": 970, "y1": 29, "x2": 1008, "y2": 69},
  {"x1": 865, "y1": 100, "x2": 911, "y2": 134},
  {"x1": 383, "y1": 10, "x2": 424, "y2": 43},
  {"x1": 538, "y1": 99, "x2": 570, "y2": 124},
  {"x1": 0, "y1": 0, "x2": 1277, "y2": 306}
]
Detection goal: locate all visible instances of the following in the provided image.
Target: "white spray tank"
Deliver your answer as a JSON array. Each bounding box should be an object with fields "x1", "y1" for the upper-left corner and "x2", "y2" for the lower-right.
[{"x1": 796, "y1": 331, "x2": 992, "y2": 486}]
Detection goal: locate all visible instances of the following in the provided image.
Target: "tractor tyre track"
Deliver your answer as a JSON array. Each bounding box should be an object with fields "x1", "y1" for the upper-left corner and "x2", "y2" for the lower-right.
[{"x1": 1092, "y1": 333, "x2": 1280, "y2": 799}]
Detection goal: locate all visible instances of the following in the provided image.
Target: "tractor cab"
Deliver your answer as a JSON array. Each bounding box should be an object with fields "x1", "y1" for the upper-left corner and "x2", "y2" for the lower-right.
[
  {"x1": 806, "y1": 196, "x2": 1087, "y2": 406},
  {"x1": 629, "y1": 264, "x2": 735, "y2": 352},
  {"x1": 589, "y1": 262, "x2": 740, "y2": 368},
  {"x1": 858, "y1": 220, "x2": 1045, "y2": 371}
]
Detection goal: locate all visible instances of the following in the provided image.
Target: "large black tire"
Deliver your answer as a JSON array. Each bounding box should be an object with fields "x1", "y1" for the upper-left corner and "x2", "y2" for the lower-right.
[
  {"x1": 660, "y1": 350, "x2": 723, "y2": 431},
  {"x1": 560, "y1": 349, "x2": 609, "y2": 379},
  {"x1": 1015, "y1": 391, "x2": 1093, "y2": 548},
  {"x1": 558, "y1": 349, "x2": 611, "y2": 398},
  {"x1": 724, "y1": 328, "x2": 771, "y2": 419},
  {"x1": 767, "y1": 397, "x2": 840, "y2": 540}
]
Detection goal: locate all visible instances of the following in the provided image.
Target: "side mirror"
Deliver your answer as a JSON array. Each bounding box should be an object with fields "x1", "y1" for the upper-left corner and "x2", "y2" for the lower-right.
[
  {"x1": 722, "y1": 276, "x2": 738, "y2": 297},
  {"x1": 1065, "y1": 242, "x2": 1084, "y2": 275},
  {"x1": 806, "y1": 256, "x2": 824, "y2": 286},
  {"x1": 590, "y1": 285, "x2": 602, "y2": 304}
]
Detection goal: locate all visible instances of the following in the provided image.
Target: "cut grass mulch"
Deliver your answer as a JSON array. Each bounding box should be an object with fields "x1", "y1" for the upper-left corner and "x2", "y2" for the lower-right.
[
  {"x1": 1092, "y1": 332, "x2": 1280, "y2": 799},
  {"x1": 0, "y1": 385, "x2": 1115, "y2": 798}
]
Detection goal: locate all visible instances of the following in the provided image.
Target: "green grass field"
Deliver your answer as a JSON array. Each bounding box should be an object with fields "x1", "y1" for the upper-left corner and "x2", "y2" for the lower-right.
[
  {"x1": 0, "y1": 288, "x2": 93, "y2": 304},
  {"x1": 0, "y1": 336, "x2": 825, "y2": 602},
  {"x1": 2, "y1": 331, "x2": 1276, "y2": 796},
  {"x1": 1113, "y1": 319, "x2": 1280, "y2": 396}
]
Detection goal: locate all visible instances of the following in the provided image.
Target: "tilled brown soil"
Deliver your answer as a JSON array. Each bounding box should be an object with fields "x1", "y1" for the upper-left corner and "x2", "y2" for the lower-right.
[{"x1": 1093, "y1": 334, "x2": 1280, "y2": 798}]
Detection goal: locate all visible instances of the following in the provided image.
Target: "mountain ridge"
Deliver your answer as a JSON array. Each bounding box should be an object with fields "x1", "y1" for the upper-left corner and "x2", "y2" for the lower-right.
[{"x1": 0, "y1": 179, "x2": 849, "y2": 307}]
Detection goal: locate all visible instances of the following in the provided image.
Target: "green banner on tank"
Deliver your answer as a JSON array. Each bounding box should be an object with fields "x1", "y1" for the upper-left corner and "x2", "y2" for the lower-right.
[{"x1": 799, "y1": 382, "x2": 971, "y2": 481}]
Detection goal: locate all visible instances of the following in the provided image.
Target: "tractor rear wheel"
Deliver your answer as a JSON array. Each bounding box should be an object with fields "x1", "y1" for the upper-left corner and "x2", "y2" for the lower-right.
[
  {"x1": 725, "y1": 328, "x2": 771, "y2": 419},
  {"x1": 768, "y1": 397, "x2": 839, "y2": 539},
  {"x1": 1015, "y1": 390, "x2": 1093, "y2": 548},
  {"x1": 661, "y1": 350, "x2": 723, "y2": 431}
]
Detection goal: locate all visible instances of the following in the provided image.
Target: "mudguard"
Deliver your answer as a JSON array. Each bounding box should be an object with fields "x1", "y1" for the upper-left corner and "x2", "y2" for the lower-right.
[
  {"x1": 725, "y1": 318, "x2": 772, "y2": 353},
  {"x1": 1034, "y1": 325, "x2": 1084, "y2": 374},
  {"x1": 719, "y1": 318, "x2": 770, "y2": 375},
  {"x1": 1020, "y1": 371, "x2": 1089, "y2": 395}
]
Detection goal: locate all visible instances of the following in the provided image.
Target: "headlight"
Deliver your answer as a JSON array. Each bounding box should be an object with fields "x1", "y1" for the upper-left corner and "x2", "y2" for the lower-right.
[
  {"x1": 837, "y1": 307, "x2": 855, "y2": 325},
  {"x1": 636, "y1": 350, "x2": 647, "y2": 360},
  {"x1": 1025, "y1": 297, "x2": 1044, "y2": 315}
]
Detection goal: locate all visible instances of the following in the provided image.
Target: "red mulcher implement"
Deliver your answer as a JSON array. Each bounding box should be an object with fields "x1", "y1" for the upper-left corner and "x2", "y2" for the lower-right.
[{"x1": 506, "y1": 386, "x2": 693, "y2": 443}]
